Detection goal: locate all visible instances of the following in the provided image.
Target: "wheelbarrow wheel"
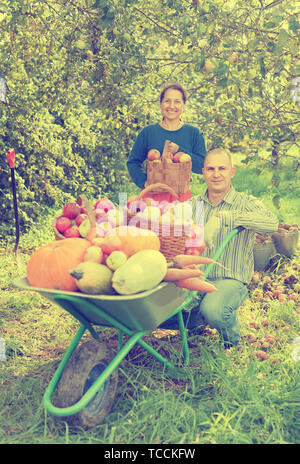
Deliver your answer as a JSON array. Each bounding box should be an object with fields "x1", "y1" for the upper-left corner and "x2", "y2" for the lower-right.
[{"x1": 56, "y1": 339, "x2": 118, "y2": 429}]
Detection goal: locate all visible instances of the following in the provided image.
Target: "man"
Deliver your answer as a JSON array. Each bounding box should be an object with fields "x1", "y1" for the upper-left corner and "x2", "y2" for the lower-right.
[{"x1": 160, "y1": 148, "x2": 279, "y2": 347}]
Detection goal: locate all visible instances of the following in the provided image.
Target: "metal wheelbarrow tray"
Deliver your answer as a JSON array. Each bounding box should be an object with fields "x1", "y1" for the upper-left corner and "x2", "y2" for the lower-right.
[
  {"x1": 13, "y1": 277, "x2": 189, "y2": 331},
  {"x1": 13, "y1": 228, "x2": 241, "y2": 429}
]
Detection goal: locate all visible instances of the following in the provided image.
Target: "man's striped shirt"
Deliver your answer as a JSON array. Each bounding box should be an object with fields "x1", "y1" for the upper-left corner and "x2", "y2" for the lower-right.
[{"x1": 192, "y1": 187, "x2": 279, "y2": 284}]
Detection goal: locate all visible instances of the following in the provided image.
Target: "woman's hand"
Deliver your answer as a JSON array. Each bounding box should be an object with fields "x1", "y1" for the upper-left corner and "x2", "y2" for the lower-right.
[{"x1": 165, "y1": 141, "x2": 179, "y2": 154}]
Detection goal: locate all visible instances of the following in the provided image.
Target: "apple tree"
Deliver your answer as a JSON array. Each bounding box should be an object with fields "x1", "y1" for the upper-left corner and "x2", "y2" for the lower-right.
[{"x1": 0, "y1": 0, "x2": 299, "y2": 239}]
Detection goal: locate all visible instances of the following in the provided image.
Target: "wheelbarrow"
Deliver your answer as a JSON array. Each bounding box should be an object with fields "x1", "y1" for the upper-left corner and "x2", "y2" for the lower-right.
[{"x1": 13, "y1": 228, "x2": 242, "y2": 429}]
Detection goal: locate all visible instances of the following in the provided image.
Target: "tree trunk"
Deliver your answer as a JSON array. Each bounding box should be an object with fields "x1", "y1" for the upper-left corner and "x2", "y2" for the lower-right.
[{"x1": 271, "y1": 140, "x2": 280, "y2": 166}]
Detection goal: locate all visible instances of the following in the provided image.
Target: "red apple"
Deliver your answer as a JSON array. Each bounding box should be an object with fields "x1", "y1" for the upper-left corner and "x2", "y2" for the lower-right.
[
  {"x1": 94, "y1": 198, "x2": 115, "y2": 213},
  {"x1": 100, "y1": 236, "x2": 123, "y2": 255},
  {"x1": 288, "y1": 293, "x2": 298, "y2": 302},
  {"x1": 165, "y1": 152, "x2": 174, "y2": 161},
  {"x1": 247, "y1": 334, "x2": 257, "y2": 343},
  {"x1": 173, "y1": 152, "x2": 185, "y2": 163},
  {"x1": 63, "y1": 225, "x2": 81, "y2": 238},
  {"x1": 265, "y1": 335, "x2": 276, "y2": 345},
  {"x1": 63, "y1": 202, "x2": 81, "y2": 219},
  {"x1": 147, "y1": 149, "x2": 161, "y2": 161},
  {"x1": 127, "y1": 200, "x2": 148, "y2": 215},
  {"x1": 75, "y1": 213, "x2": 88, "y2": 227},
  {"x1": 56, "y1": 216, "x2": 72, "y2": 234},
  {"x1": 256, "y1": 351, "x2": 268, "y2": 361}
]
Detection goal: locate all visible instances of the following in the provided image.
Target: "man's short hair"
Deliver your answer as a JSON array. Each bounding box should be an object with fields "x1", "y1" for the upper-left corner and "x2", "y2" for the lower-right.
[{"x1": 205, "y1": 148, "x2": 233, "y2": 166}]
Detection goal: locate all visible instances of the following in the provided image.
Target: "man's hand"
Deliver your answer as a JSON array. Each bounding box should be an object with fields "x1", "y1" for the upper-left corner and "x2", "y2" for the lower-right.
[{"x1": 204, "y1": 214, "x2": 221, "y2": 248}]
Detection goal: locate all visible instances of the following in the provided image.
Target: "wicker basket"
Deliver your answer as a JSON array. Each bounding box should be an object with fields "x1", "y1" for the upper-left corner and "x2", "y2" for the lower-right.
[
  {"x1": 53, "y1": 194, "x2": 96, "y2": 240},
  {"x1": 146, "y1": 140, "x2": 192, "y2": 194},
  {"x1": 127, "y1": 183, "x2": 191, "y2": 261}
]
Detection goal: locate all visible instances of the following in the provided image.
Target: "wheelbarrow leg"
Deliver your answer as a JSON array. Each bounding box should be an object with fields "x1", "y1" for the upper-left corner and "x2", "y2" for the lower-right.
[{"x1": 177, "y1": 310, "x2": 189, "y2": 365}]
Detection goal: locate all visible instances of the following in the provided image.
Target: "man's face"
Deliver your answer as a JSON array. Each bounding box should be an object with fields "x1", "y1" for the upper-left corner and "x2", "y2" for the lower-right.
[{"x1": 202, "y1": 152, "x2": 236, "y2": 196}]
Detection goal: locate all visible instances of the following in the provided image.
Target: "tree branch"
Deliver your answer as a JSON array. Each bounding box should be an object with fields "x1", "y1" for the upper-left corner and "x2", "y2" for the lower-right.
[
  {"x1": 264, "y1": 0, "x2": 286, "y2": 9},
  {"x1": 133, "y1": 7, "x2": 181, "y2": 40}
]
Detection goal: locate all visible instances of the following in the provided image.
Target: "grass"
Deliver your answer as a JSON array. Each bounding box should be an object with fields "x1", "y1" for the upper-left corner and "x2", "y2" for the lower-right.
[{"x1": 0, "y1": 160, "x2": 300, "y2": 444}]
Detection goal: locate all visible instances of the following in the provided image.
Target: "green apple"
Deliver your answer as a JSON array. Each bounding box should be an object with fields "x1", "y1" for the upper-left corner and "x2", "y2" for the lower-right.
[{"x1": 78, "y1": 217, "x2": 91, "y2": 237}]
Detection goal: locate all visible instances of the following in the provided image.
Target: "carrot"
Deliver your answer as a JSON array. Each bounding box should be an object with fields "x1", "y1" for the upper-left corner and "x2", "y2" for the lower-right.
[
  {"x1": 175, "y1": 277, "x2": 217, "y2": 293},
  {"x1": 164, "y1": 267, "x2": 204, "y2": 282},
  {"x1": 171, "y1": 254, "x2": 215, "y2": 268}
]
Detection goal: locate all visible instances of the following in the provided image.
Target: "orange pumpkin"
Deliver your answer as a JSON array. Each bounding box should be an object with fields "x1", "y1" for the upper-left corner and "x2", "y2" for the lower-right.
[
  {"x1": 106, "y1": 225, "x2": 160, "y2": 257},
  {"x1": 27, "y1": 238, "x2": 91, "y2": 291}
]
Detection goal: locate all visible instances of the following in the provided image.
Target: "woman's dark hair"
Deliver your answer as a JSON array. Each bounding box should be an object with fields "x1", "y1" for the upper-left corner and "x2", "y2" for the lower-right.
[{"x1": 159, "y1": 83, "x2": 187, "y2": 104}]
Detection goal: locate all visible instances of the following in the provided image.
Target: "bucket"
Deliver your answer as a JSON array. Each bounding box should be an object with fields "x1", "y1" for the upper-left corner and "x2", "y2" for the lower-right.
[
  {"x1": 253, "y1": 240, "x2": 276, "y2": 271},
  {"x1": 271, "y1": 231, "x2": 299, "y2": 258}
]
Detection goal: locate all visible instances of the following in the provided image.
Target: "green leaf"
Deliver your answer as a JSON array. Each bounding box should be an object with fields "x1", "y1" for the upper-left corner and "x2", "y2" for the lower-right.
[
  {"x1": 195, "y1": 54, "x2": 206, "y2": 72},
  {"x1": 259, "y1": 57, "x2": 266, "y2": 78},
  {"x1": 278, "y1": 29, "x2": 289, "y2": 47}
]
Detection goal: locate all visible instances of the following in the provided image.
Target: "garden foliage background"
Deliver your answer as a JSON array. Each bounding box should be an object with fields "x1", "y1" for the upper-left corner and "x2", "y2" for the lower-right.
[{"x1": 0, "y1": 0, "x2": 299, "y2": 240}]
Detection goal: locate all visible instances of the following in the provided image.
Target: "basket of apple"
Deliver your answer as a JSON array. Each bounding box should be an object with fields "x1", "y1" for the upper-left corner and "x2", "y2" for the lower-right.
[
  {"x1": 54, "y1": 195, "x2": 125, "y2": 241},
  {"x1": 126, "y1": 183, "x2": 203, "y2": 261},
  {"x1": 146, "y1": 142, "x2": 192, "y2": 194}
]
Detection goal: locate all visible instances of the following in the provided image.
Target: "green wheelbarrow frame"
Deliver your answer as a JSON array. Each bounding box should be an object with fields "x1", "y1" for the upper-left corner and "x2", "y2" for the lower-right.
[{"x1": 14, "y1": 227, "x2": 242, "y2": 421}]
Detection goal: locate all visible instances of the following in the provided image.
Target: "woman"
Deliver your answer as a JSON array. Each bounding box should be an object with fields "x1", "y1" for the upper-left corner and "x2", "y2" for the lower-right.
[{"x1": 127, "y1": 82, "x2": 207, "y2": 202}]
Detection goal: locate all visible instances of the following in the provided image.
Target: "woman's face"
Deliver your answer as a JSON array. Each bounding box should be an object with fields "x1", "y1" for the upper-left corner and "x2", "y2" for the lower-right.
[{"x1": 160, "y1": 88, "x2": 185, "y2": 122}]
